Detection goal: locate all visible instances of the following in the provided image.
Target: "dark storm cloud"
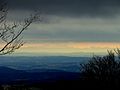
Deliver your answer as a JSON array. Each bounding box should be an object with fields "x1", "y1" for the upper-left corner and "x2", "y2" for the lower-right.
[
  {"x1": 8, "y1": 0, "x2": 120, "y2": 17},
  {"x1": 6, "y1": 0, "x2": 120, "y2": 43}
]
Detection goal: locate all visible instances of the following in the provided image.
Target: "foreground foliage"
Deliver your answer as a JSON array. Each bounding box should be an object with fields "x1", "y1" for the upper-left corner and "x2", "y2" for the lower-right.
[{"x1": 80, "y1": 49, "x2": 120, "y2": 88}]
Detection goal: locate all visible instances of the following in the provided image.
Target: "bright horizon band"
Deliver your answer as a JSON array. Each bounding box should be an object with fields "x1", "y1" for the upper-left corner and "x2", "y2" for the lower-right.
[{"x1": 10, "y1": 42, "x2": 120, "y2": 56}]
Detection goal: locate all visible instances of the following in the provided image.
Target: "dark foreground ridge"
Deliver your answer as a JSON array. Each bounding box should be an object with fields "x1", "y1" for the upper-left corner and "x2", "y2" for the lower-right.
[{"x1": 0, "y1": 66, "x2": 119, "y2": 90}]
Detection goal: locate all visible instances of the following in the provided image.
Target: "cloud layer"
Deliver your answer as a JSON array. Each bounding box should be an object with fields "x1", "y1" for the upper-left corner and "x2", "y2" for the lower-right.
[
  {"x1": 6, "y1": 0, "x2": 120, "y2": 43},
  {"x1": 8, "y1": 0, "x2": 120, "y2": 17}
]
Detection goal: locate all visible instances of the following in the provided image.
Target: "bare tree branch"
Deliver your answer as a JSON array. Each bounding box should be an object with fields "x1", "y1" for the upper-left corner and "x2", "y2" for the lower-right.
[{"x1": 0, "y1": 1, "x2": 41, "y2": 55}]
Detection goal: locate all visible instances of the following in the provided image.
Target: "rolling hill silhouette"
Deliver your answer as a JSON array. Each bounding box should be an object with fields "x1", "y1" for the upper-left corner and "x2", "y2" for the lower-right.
[{"x1": 0, "y1": 66, "x2": 80, "y2": 84}]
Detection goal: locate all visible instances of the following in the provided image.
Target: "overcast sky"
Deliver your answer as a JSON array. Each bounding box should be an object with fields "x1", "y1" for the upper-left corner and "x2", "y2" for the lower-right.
[
  {"x1": 5, "y1": 0, "x2": 120, "y2": 56},
  {"x1": 8, "y1": 0, "x2": 120, "y2": 17}
]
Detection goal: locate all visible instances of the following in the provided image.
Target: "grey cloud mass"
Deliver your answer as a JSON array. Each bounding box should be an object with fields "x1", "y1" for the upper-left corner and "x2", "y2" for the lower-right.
[
  {"x1": 8, "y1": 0, "x2": 120, "y2": 17},
  {"x1": 5, "y1": 0, "x2": 120, "y2": 43}
]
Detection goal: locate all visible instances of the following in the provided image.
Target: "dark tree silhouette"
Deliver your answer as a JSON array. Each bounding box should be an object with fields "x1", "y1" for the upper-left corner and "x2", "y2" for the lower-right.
[
  {"x1": 80, "y1": 49, "x2": 120, "y2": 87},
  {"x1": 0, "y1": 0, "x2": 41, "y2": 55}
]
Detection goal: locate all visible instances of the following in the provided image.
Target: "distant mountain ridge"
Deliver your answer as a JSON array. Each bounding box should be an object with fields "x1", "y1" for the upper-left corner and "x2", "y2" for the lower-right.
[
  {"x1": 0, "y1": 56, "x2": 89, "y2": 72},
  {"x1": 0, "y1": 56, "x2": 87, "y2": 84}
]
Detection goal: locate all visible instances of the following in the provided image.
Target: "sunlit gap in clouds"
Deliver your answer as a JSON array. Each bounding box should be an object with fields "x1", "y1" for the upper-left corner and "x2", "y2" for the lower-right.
[{"x1": 8, "y1": 42, "x2": 120, "y2": 57}]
